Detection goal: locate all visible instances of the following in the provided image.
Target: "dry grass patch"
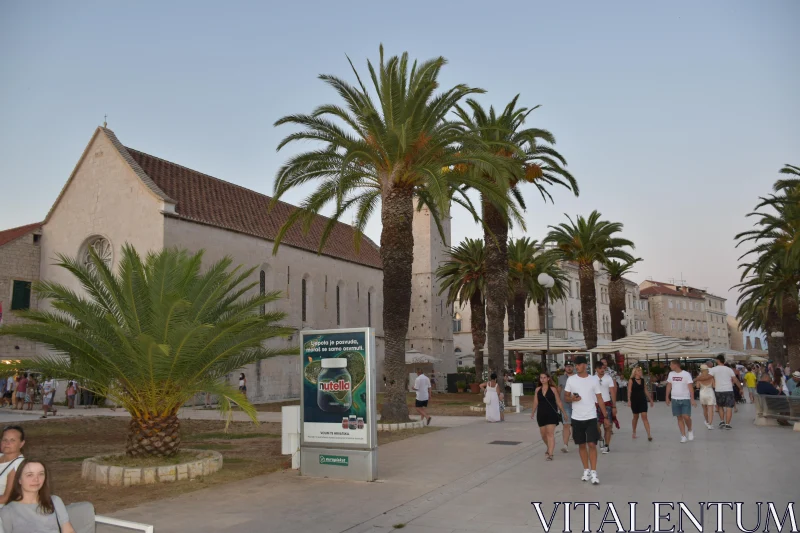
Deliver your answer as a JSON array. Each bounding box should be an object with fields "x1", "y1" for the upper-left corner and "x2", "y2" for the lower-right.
[{"x1": 22, "y1": 415, "x2": 441, "y2": 514}]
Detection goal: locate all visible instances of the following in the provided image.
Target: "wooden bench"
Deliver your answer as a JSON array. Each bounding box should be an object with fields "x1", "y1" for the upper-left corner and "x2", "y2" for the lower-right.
[
  {"x1": 65, "y1": 502, "x2": 154, "y2": 533},
  {"x1": 754, "y1": 393, "x2": 800, "y2": 431}
]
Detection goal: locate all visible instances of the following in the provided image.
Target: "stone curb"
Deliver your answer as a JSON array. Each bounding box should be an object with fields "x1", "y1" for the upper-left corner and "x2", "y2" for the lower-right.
[
  {"x1": 469, "y1": 405, "x2": 485, "y2": 412},
  {"x1": 81, "y1": 449, "x2": 223, "y2": 486},
  {"x1": 377, "y1": 419, "x2": 425, "y2": 431}
]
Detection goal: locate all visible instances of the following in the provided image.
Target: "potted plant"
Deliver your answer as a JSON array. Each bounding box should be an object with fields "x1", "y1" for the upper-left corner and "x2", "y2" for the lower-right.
[{"x1": 456, "y1": 380, "x2": 467, "y2": 393}]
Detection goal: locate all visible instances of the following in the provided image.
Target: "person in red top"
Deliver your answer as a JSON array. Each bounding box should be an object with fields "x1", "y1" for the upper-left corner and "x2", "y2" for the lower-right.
[{"x1": 14, "y1": 375, "x2": 28, "y2": 412}]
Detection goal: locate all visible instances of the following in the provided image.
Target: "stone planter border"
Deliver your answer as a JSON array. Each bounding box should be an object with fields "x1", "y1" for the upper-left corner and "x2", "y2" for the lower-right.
[
  {"x1": 82, "y1": 449, "x2": 223, "y2": 486},
  {"x1": 469, "y1": 405, "x2": 485, "y2": 412},
  {"x1": 377, "y1": 419, "x2": 425, "y2": 431}
]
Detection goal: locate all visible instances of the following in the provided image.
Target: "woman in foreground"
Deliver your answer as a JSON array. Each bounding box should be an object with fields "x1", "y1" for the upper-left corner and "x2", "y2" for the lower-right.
[
  {"x1": 0, "y1": 459, "x2": 75, "y2": 533},
  {"x1": 531, "y1": 372, "x2": 567, "y2": 460}
]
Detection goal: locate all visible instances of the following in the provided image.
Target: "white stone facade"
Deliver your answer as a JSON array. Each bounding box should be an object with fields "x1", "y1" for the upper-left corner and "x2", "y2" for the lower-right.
[{"x1": 452, "y1": 262, "x2": 640, "y2": 364}]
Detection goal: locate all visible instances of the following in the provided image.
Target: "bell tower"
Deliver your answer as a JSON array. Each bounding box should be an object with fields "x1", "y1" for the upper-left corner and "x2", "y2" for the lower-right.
[{"x1": 407, "y1": 205, "x2": 455, "y2": 374}]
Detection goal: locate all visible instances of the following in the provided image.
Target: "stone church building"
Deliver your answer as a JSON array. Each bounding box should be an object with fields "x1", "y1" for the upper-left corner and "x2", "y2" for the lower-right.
[{"x1": 0, "y1": 127, "x2": 454, "y2": 401}]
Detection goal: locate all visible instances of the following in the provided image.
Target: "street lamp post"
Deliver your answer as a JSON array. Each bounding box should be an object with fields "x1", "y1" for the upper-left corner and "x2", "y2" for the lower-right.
[
  {"x1": 538, "y1": 273, "x2": 555, "y2": 370},
  {"x1": 770, "y1": 331, "x2": 785, "y2": 365}
]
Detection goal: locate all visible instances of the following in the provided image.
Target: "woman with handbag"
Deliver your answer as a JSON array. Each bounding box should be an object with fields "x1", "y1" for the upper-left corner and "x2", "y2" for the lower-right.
[
  {"x1": 479, "y1": 374, "x2": 502, "y2": 423},
  {"x1": 531, "y1": 372, "x2": 568, "y2": 460}
]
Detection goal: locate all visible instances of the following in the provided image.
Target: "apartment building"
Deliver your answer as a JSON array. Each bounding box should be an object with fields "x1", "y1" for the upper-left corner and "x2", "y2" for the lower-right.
[
  {"x1": 452, "y1": 262, "x2": 641, "y2": 356},
  {"x1": 638, "y1": 280, "x2": 730, "y2": 349}
]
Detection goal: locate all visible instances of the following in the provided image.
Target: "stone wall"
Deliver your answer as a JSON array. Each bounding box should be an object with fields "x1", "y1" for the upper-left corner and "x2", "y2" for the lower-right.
[
  {"x1": 0, "y1": 228, "x2": 42, "y2": 360},
  {"x1": 164, "y1": 216, "x2": 385, "y2": 401}
]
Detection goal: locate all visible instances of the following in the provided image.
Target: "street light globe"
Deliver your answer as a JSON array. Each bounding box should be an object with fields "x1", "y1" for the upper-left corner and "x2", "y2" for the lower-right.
[{"x1": 537, "y1": 273, "x2": 555, "y2": 289}]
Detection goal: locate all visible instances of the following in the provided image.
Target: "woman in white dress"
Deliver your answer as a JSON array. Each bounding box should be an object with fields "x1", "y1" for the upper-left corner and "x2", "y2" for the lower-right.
[
  {"x1": 695, "y1": 364, "x2": 716, "y2": 429},
  {"x1": 480, "y1": 373, "x2": 502, "y2": 422}
]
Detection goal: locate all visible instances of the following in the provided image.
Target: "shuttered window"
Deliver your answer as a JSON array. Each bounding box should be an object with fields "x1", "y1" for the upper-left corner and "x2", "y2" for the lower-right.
[{"x1": 11, "y1": 280, "x2": 31, "y2": 310}]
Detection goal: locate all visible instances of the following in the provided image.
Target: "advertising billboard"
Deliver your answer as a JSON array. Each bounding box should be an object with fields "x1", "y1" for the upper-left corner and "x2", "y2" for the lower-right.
[{"x1": 300, "y1": 328, "x2": 376, "y2": 450}]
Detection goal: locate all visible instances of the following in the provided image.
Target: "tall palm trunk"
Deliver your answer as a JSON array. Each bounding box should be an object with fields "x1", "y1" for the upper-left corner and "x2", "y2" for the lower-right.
[
  {"x1": 484, "y1": 201, "x2": 508, "y2": 376},
  {"x1": 782, "y1": 293, "x2": 800, "y2": 371},
  {"x1": 579, "y1": 263, "x2": 599, "y2": 349},
  {"x1": 470, "y1": 291, "x2": 486, "y2": 382},
  {"x1": 608, "y1": 278, "x2": 627, "y2": 341},
  {"x1": 513, "y1": 289, "x2": 526, "y2": 372},
  {"x1": 507, "y1": 297, "x2": 515, "y2": 370},
  {"x1": 127, "y1": 414, "x2": 181, "y2": 457},
  {"x1": 380, "y1": 187, "x2": 414, "y2": 422},
  {"x1": 766, "y1": 306, "x2": 784, "y2": 367}
]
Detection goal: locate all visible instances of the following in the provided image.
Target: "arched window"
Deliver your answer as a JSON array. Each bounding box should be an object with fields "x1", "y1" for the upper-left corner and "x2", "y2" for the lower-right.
[
  {"x1": 259, "y1": 270, "x2": 266, "y2": 315},
  {"x1": 301, "y1": 277, "x2": 308, "y2": 322},
  {"x1": 570, "y1": 311, "x2": 575, "y2": 330},
  {"x1": 81, "y1": 235, "x2": 113, "y2": 273},
  {"x1": 452, "y1": 312, "x2": 462, "y2": 333},
  {"x1": 367, "y1": 289, "x2": 373, "y2": 328},
  {"x1": 336, "y1": 284, "x2": 341, "y2": 326}
]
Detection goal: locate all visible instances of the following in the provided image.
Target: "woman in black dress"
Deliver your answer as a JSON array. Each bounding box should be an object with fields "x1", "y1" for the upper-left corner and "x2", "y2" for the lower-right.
[
  {"x1": 531, "y1": 372, "x2": 567, "y2": 460},
  {"x1": 628, "y1": 366, "x2": 653, "y2": 441}
]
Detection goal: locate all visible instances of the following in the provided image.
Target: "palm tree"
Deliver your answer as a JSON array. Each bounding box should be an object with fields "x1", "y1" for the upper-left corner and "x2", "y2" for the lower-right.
[
  {"x1": 271, "y1": 46, "x2": 511, "y2": 422},
  {"x1": 437, "y1": 239, "x2": 486, "y2": 381},
  {"x1": 735, "y1": 166, "x2": 800, "y2": 369},
  {"x1": 455, "y1": 96, "x2": 578, "y2": 376},
  {"x1": 0, "y1": 245, "x2": 294, "y2": 457},
  {"x1": 545, "y1": 211, "x2": 636, "y2": 350},
  {"x1": 606, "y1": 259, "x2": 641, "y2": 341},
  {"x1": 507, "y1": 238, "x2": 568, "y2": 369}
]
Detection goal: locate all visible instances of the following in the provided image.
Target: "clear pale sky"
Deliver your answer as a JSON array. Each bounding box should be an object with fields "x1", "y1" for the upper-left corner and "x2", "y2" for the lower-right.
[{"x1": 1, "y1": 1, "x2": 798, "y2": 318}]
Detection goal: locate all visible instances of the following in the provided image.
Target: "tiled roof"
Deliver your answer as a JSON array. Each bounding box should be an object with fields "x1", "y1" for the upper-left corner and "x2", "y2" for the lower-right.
[
  {"x1": 640, "y1": 285, "x2": 704, "y2": 299},
  {"x1": 0, "y1": 222, "x2": 42, "y2": 247},
  {"x1": 124, "y1": 148, "x2": 382, "y2": 270}
]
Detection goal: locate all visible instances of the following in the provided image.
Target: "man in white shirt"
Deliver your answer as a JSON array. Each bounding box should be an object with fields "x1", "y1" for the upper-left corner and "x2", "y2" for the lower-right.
[
  {"x1": 412, "y1": 368, "x2": 432, "y2": 425},
  {"x1": 594, "y1": 365, "x2": 616, "y2": 454},
  {"x1": 665, "y1": 359, "x2": 696, "y2": 442},
  {"x1": 564, "y1": 356, "x2": 605, "y2": 485},
  {"x1": 709, "y1": 354, "x2": 743, "y2": 429}
]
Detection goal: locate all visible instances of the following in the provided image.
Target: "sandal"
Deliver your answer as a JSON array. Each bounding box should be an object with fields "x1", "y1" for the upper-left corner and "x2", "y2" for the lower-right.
[
  {"x1": 648, "y1": 436, "x2": 653, "y2": 442},
  {"x1": 546, "y1": 453, "x2": 553, "y2": 461},
  {"x1": 632, "y1": 434, "x2": 638, "y2": 439}
]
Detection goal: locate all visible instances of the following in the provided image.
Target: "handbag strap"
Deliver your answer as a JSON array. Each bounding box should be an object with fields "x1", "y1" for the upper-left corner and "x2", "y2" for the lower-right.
[
  {"x1": 540, "y1": 387, "x2": 561, "y2": 413},
  {"x1": 0, "y1": 456, "x2": 23, "y2": 479}
]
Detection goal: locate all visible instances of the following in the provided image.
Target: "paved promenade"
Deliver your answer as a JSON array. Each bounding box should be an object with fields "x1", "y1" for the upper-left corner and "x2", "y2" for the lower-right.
[{"x1": 96, "y1": 402, "x2": 796, "y2": 533}]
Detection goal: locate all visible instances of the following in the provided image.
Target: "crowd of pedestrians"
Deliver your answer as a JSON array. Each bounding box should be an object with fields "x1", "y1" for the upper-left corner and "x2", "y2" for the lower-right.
[{"x1": 520, "y1": 353, "x2": 796, "y2": 486}]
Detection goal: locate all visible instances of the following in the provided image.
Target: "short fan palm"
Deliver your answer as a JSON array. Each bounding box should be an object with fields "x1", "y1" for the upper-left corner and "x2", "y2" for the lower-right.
[{"x1": 0, "y1": 245, "x2": 295, "y2": 457}]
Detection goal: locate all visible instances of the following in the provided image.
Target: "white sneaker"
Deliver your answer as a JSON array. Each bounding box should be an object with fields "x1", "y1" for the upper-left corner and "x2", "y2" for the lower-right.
[
  {"x1": 680, "y1": 435, "x2": 688, "y2": 443},
  {"x1": 590, "y1": 471, "x2": 600, "y2": 485},
  {"x1": 688, "y1": 431, "x2": 694, "y2": 441},
  {"x1": 581, "y1": 469, "x2": 590, "y2": 482},
  {"x1": 601, "y1": 446, "x2": 609, "y2": 454},
  {"x1": 706, "y1": 423, "x2": 713, "y2": 430}
]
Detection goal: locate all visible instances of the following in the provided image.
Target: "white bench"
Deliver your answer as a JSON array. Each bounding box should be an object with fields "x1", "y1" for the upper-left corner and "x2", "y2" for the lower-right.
[
  {"x1": 754, "y1": 393, "x2": 800, "y2": 431},
  {"x1": 66, "y1": 503, "x2": 154, "y2": 533}
]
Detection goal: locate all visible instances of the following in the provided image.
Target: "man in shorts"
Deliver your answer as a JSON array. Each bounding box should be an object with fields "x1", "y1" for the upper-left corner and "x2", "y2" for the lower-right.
[
  {"x1": 41, "y1": 377, "x2": 58, "y2": 419},
  {"x1": 665, "y1": 359, "x2": 695, "y2": 443},
  {"x1": 557, "y1": 362, "x2": 574, "y2": 453},
  {"x1": 15, "y1": 373, "x2": 28, "y2": 411},
  {"x1": 709, "y1": 354, "x2": 743, "y2": 429},
  {"x1": 564, "y1": 355, "x2": 605, "y2": 485},
  {"x1": 412, "y1": 368, "x2": 432, "y2": 425},
  {"x1": 594, "y1": 364, "x2": 616, "y2": 454}
]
